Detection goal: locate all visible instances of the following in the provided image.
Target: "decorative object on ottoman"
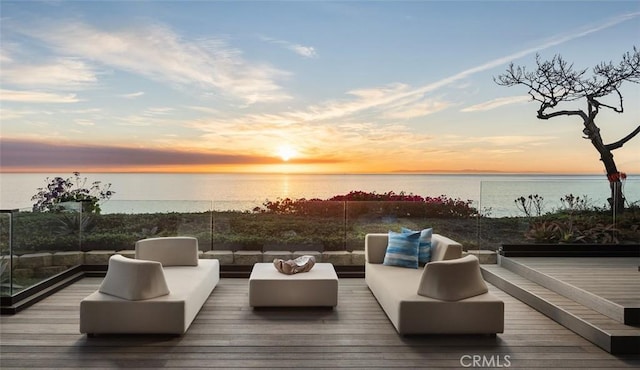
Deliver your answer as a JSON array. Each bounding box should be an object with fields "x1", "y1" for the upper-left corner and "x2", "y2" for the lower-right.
[
  {"x1": 273, "y1": 255, "x2": 316, "y2": 274},
  {"x1": 249, "y1": 263, "x2": 338, "y2": 307}
]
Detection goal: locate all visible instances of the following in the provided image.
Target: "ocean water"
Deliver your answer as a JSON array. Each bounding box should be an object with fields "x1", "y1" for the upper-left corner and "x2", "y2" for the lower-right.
[{"x1": 1, "y1": 173, "x2": 637, "y2": 217}]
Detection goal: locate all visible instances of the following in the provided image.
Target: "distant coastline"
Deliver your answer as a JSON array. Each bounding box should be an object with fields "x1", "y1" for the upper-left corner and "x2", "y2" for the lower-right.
[{"x1": 391, "y1": 170, "x2": 608, "y2": 175}]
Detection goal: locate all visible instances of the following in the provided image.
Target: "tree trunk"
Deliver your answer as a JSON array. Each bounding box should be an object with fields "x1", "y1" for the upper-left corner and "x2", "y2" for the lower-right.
[
  {"x1": 582, "y1": 113, "x2": 625, "y2": 215},
  {"x1": 608, "y1": 180, "x2": 625, "y2": 216}
]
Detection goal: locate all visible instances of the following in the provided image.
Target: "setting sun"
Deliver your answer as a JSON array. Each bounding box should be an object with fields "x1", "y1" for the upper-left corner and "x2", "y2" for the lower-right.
[{"x1": 277, "y1": 145, "x2": 297, "y2": 161}]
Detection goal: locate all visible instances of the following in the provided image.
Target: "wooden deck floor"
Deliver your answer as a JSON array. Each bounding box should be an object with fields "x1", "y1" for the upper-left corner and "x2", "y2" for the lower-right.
[{"x1": 1, "y1": 278, "x2": 639, "y2": 369}]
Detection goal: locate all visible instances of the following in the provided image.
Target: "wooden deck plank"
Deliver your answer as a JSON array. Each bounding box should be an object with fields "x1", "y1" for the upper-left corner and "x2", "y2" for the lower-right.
[{"x1": 1, "y1": 278, "x2": 639, "y2": 369}]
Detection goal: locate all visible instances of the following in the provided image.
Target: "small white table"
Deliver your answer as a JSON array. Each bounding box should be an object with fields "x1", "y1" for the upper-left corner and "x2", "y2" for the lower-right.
[{"x1": 249, "y1": 263, "x2": 338, "y2": 307}]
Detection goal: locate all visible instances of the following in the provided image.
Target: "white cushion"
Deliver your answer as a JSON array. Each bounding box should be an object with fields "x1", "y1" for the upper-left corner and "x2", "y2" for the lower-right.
[
  {"x1": 99, "y1": 255, "x2": 170, "y2": 300},
  {"x1": 417, "y1": 255, "x2": 488, "y2": 301},
  {"x1": 135, "y1": 237, "x2": 199, "y2": 266}
]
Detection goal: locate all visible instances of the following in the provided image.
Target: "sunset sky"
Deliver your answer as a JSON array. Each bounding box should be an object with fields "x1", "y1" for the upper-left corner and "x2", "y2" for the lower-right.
[{"x1": 1, "y1": 1, "x2": 639, "y2": 174}]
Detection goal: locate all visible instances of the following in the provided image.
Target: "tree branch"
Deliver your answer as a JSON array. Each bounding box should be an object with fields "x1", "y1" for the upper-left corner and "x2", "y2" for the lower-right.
[
  {"x1": 537, "y1": 108, "x2": 586, "y2": 120},
  {"x1": 605, "y1": 124, "x2": 640, "y2": 150},
  {"x1": 593, "y1": 89, "x2": 624, "y2": 113}
]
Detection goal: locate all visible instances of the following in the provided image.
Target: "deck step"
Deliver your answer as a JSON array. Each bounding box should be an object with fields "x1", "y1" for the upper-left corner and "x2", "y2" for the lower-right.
[
  {"x1": 498, "y1": 256, "x2": 639, "y2": 325},
  {"x1": 481, "y1": 263, "x2": 640, "y2": 355}
]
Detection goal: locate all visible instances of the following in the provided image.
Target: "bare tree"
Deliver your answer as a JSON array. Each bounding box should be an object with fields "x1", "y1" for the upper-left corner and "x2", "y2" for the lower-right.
[{"x1": 495, "y1": 47, "x2": 640, "y2": 214}]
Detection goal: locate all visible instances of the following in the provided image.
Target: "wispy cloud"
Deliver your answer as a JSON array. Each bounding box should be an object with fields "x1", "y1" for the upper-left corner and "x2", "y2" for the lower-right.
[
  {"x1": 383, "y1": 100, "x2": 448, "y2": 120},
  {"x1": 260, "y1": 35, "x2": 318, "y2": 58},
  {"x1": 121, "y1": 91, "x2": 144, "y2": 99},
  {"x1": 0, "y1": 89, "x2": 80, "y2": 103},
  {"x1": 58, "y1": 108, "x2": 102, "y2": 114},
  {"x1": 448, "y1": 135, "x2": 556, "y2": 146},
  {"x1": 14, "y1": 21, "x2": 291, "y2": 104},
  {"x1": 186, "y1": 105, "x2": 220, "y2": 115},
  {"x1": 143, "y1": 107, "x2": 175, "y2": 116},
  {"x1": 0, "y1": 108, "x2": 40, "y2": 120},
  {"x1": 461, "y1": 96, "x2": 530, "y2": 112},
  {"x1": 116, "y1": 107, "x2": 177, "y2": 127},
  {"x1": 0, "y1": 48, "x2": 12, "y2": 63},
  {"x1": 1, "y1": 57, "x2": 98, "y2": 89},
  {"x1": 74, "y1": 119, "x2": 95, "y2": 126},
  {"x1": 291, "y1": 45, "x2": 317, "y2": 58}
]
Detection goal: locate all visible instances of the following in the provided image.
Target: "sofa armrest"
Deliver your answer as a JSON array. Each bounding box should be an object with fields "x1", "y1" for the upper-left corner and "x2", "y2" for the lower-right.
[
  {"x1": 135, "y1": 237, "x2": 199, "y2": 266},
  {"x1": 365, "y1": 233, "x2": 389, "y2": 264},
  {"x1": 99, "y1": 255, "x2": 170, "y2": 300},
  {"x1": 417, "y1": 255, "x2": 488, "y2": 301},
  {"x1": 431, "y1": 234, "x2": 463, "y2": 261}
]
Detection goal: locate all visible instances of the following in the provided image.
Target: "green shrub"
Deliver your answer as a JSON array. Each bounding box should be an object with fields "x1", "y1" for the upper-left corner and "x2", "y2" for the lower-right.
[
  {"x1": 83, "y1": 233, "x2": 138, "y2": 251},
  {"x1": 256, "y1": 191, "x2": 478, "y2": 219}
]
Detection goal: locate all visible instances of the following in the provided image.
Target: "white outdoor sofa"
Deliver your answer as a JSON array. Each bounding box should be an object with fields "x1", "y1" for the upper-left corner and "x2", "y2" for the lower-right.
[
  {"x1": 80, "y1": 237, "x2": 220, "y2": 335},
  {"x1": 365, "y1": 233, "x2": 504, "y2": 335}
]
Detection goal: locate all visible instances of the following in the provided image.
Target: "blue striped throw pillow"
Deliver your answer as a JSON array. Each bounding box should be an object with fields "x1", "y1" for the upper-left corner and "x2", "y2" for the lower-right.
[
  {"x1": 383, "y1": 230, "x2": 420, "y2": 269},
  {"x1": 402, "y1": 227, "x2": 432, "y2": 265}
]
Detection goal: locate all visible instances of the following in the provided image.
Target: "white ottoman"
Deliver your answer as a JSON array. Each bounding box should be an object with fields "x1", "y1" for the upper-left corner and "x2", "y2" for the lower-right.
[{"x1": 249, "y1": 263, "x2": 338, "y2": 307}]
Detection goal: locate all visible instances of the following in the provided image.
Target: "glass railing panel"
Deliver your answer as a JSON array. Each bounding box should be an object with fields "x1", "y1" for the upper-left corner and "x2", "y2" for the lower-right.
[
  {"x1": 345, "y1": 201, "x2": 400, "y2": 252},
  {"x1": 100, "y1": 200, "x2": 212, "y2": 215},
  {"x1": 1, "y1": 210, "x2": 15, "y2": 297},
  {"x1": 9, "y1": 204, "x2": 83, "y2": 294},
  {"x1": 211, "y1": 200, "x2": 263, "y2": 251},
  {"x1": 89, "y1": 200, "x2": 214, "y2": 251},
  {"x1": 479, "y1": 177, "x2": 640, "y2": 249},
  {"x1": 478, "y1": 181, "x2": 531, "y2": 250},
  {"x1": 345, "y1": 199, "x2": 480, "y2": 252},
  {"x1": 613, "y1": 177, "x2": 640, "y2": 243},
  {"x1": 211, "y1": 200, "x2": 346, "y2": 253}
]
